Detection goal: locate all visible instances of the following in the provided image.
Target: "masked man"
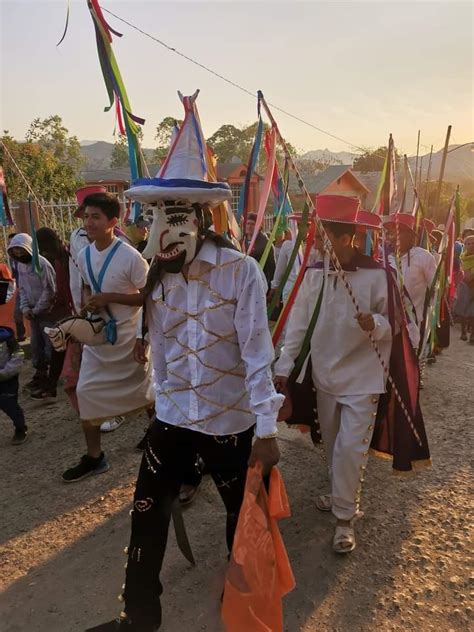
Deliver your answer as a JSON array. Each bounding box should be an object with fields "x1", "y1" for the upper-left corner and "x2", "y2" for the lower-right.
[{"x1": 87, "y1": 91, "x2": 283, "y2": 632}]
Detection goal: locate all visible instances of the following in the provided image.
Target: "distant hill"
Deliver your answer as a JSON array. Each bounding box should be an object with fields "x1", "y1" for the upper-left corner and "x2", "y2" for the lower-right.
[
  {"x1": 80, "y1": 141, "x2": 155, "y2": 170},
  {"x1": 80, "y1": 140, "x2": 473, "y2": 183},
  {"x1": 299, "y1": 148, "x2": 357, "y2": 165},
  {"x1": 408, "y1": 144, "x2": 473, "y2": 184}
]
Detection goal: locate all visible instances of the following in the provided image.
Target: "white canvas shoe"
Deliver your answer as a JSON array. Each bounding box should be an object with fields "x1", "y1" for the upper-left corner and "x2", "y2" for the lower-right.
[{"x1": 100, "y1": 416, "x2": 126, "y2": 433}]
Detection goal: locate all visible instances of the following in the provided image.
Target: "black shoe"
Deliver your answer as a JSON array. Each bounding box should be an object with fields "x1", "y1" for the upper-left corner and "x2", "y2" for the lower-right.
[
  {"x1": 86, "y1": 617, "x2": 159, "y2": 631},
  {"x1": 62, "y1": 453, "x2": 110, "y2": 483},
  {"x1": 179, "y1": 483, "x2": 200, "y2": 506},
  {"x1": 26, "y1": 376, "x2": 44, "y2": 390},
  {"x1": 135, "y1": 430, "x2": 148, "y2": 452},
  {"x1": 12, "y1": 427, "x2": 28, "y2": 445}
]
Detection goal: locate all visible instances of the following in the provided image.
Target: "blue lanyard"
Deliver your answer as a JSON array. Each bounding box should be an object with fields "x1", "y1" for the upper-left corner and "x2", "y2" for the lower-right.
[
  {"x1": 85, "y1": 241, "x2": 122, "y2": 345},
  {"x1": 85, "y1": 240, "x2": 122, "y2": 293}
]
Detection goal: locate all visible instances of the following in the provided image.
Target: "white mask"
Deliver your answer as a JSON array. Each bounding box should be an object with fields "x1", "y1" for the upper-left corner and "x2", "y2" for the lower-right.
[{"x1": 142, "y1": 201, "x2": 200, "y2": 271}]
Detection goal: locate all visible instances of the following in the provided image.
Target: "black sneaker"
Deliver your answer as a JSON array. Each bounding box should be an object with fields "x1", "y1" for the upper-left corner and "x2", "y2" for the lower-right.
[
  {"x1": 12, "y1": 427, "x2": 28, "y2": 445},
  {"x1": 86, "y1": 617, "x2": 159, "y2": 631},
  {"x1": 26, "y1": 376, "x2": 44, "y2": 390},
  {"x1": 62, "y1": 453, "x2": 110, "y2": 483}
]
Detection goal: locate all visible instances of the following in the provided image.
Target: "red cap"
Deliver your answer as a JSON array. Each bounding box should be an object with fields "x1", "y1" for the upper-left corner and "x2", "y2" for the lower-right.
[
  {"x1": 75, "y1": 185, "x2": 107, "y2": 207},
  {"x1": 383, "y1": 212, "x2": 416, "y2": 232},
  {"x1": 356, "y1": 209, "x2": 382, "y2": 230}
]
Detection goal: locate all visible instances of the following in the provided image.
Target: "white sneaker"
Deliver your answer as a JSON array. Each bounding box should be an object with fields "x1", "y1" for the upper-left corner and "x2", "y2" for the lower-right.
[{"x1": 100, "y1": 416, "x2": 125, "y2": 433}]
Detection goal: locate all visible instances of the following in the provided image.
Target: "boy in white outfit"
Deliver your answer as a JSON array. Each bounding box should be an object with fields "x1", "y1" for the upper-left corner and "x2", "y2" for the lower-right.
[{"x1": 275, "y1": 195, "x2": 392, "y2": 553}]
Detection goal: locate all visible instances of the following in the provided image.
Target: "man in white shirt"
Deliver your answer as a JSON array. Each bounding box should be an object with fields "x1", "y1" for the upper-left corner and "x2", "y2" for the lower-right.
[
  {"x1": 87, "y1": 92, "x2": 283, "y2": 632},
  {"x1": 385, "y1": 213, "x2": 437, "y2": 352},
  {"x1": 275, "y1": 195, "x2": 392, "y2": 555}
]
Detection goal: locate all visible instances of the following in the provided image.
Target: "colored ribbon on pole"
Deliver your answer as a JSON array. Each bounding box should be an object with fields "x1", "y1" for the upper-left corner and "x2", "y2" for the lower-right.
[
  {"x1": 272, "y1": 216, "x2": 316, "y2": 345},
  {"x1": 246, "y1": 127, "x2": 277, "y2": 256},
  {"x1": 238, "y1": 99, "x2": 264, "y2": 224},
  {"x1": 86, "y1": 0, "x2": 145, "y2": 222}
]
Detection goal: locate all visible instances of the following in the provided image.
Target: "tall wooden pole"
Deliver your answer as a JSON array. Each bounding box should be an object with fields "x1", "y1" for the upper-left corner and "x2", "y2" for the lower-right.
[
  {"x1": 414, "y1": 130, "x2": 421, "y2": 188},
  {"x1": 434, "y1": 125, "x2": 452, "y2": 219},
  {"x1": 418, "y1": 156, "x2": 424, "y2": 192},
  {"x1": 423, "y1": 144, "x2": 434, "y2": 208}
]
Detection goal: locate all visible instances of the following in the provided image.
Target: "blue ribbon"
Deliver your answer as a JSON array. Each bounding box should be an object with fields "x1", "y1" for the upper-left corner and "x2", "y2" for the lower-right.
[{"x1": 85, "y1": 241, "x2": 122, "y2": 345}]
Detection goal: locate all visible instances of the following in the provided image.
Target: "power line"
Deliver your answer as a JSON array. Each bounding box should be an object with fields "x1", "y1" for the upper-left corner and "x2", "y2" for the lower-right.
[{"x1": 102, "y1": 6, "x2": 370, "y2": 154}]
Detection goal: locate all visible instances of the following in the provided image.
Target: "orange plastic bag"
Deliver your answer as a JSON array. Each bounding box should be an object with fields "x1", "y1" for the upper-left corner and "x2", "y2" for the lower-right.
[{"x1": 222, "y1": 464, "x2": 295, "y2": 632}]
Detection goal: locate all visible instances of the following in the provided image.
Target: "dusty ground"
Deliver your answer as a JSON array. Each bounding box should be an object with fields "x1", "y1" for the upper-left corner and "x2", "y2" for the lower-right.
[{"x1": 0, "y1": 332, "x2": 472, "y2": 632}]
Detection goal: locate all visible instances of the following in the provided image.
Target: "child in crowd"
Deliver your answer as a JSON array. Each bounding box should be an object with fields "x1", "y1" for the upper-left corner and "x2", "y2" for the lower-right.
[{"x1": 0, "y1": 326, "x2": 27, "y2": 444}]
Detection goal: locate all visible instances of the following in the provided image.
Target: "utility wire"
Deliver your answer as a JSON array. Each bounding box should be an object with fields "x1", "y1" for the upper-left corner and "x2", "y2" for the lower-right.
[{"x1": 102, "y1": 6, "x2": 371, "y2": 154}]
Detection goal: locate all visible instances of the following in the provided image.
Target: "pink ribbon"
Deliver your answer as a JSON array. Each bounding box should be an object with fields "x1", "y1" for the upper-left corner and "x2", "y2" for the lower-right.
[{"x1": 246, "y1": 127, "x2": 277, "y2": 256}]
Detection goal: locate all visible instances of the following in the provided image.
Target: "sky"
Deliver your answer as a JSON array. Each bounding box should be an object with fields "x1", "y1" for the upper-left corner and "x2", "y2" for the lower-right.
[{"x1": 1, "y1": 1, "x2": 473, "y2": 157}]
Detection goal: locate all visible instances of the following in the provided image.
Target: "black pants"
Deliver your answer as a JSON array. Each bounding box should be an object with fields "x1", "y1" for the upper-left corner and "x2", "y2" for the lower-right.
[
  {"x1": 123, "y1": 420, "x2": 254, "y2": 629},
  {"x1": 0, "y1": 376, "x2": 25, "y2": 430},
  {"x1": 29, "y1": 315, "x2": 65, "y2": 391}
]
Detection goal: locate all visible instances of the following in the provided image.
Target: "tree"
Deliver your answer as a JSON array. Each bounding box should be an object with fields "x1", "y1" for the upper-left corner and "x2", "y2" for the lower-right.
[
  {"x1": 154, "y1": 117, "x2": 183, "y2": 163},
  {"x1": 295, "y1": 158, "x2": 337, "y2": 177},
  {"x1": 1, "y1": 115, "x2": 85, "y2": 200},
  {"x1": 110, "y1": 128, "x2": 144, "y2": 169},
  {"x1": 353, "y1": 146, "x2": 401, "y2": 172},
  {"x1": 207, "y1": 121, "x2": 297, "y2": 172}
]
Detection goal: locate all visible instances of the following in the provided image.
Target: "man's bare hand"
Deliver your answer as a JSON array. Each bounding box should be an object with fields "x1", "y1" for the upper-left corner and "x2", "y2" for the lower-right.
[
  {"x1": 84, "y1": 293, "x2": 109, "y2": 312},
  {"x1": 23, "y1": 309, "x2": 34, "y2": 321},
  {"x1": 356, "y1": 313, "x2": 375, "y2": 332},
  {"x1": 134, "y1": 339, "x2": 149, "y2": 364},
  {"x1": 248, "y1": 437, "x2": 280, "y2": 476}
]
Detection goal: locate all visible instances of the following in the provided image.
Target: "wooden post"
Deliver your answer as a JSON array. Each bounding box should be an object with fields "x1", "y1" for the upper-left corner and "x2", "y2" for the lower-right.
[
  {"x1": 434, "y1": 125, "x2": 452, "y2": 219},
  {"x1": 423, "y1": 144, "x2": 434, "y2": 207},
  {"x1": 418, "y1": 156, "x2": 424, "y2": 192},
  {"x1": 414, "y1": 130, "x2": 420, "y2": 188}
]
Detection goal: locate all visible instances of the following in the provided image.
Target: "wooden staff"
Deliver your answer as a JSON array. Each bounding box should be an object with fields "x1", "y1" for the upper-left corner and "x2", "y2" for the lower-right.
[
  {"x1": 423, "y1": 144, "x2": 433, "y2": 207},
  {"x1": 434, "y1": 125, "x2": 452, "y2": 218},
  {"x1": 414, "y1": 130, "x2": 421, "y2": 188}
]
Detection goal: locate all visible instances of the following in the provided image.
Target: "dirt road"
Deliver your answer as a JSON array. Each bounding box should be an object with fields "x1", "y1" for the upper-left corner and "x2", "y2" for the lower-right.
[{"x1": 0, "y1": 333, "x2": 472, "y2": 632}]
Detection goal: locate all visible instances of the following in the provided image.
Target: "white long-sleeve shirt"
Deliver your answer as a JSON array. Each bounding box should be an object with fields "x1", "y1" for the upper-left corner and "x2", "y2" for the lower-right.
[
  {"x1": 271, "y1": 239, "x2": 320, "y2": 301},
  {"x1": 271, "y1": 239, "x2": 303, "y2": 301},
  {"x1": 275, "y1": 255, "x2": 392, "y2": 396},
  {"x1": 389, "y1": 247, "x2": 437, "y2": 326},
  {"x1": 146, "y1": 239, "x2": 284, "y2": 437}
]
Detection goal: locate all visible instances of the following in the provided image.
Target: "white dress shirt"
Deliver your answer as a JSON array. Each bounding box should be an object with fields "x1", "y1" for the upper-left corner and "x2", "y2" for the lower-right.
[
  {"x1": 389, "y1": 246, "x2": 437, "y2": 325},
  {"x1": 271, "y1": 239, "x2": 320, "y2": 302},
  {"x1": 146, "y1": 239, "x2": 283, "y2": 437},
  {"x1": 275, "y1": 256, "x2": 392, "y2": 396}
]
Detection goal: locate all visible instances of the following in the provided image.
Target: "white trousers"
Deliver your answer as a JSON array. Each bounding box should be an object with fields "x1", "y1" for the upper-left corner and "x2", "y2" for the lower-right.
[{"x1": 317, "y1": 391, "x2": 379, "y2": 521}]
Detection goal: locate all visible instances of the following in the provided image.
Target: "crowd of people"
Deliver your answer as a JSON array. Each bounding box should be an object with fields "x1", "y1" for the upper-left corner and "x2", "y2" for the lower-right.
[{"x1": 1, "y1": 95, "x2": 473, "y2": 632}]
